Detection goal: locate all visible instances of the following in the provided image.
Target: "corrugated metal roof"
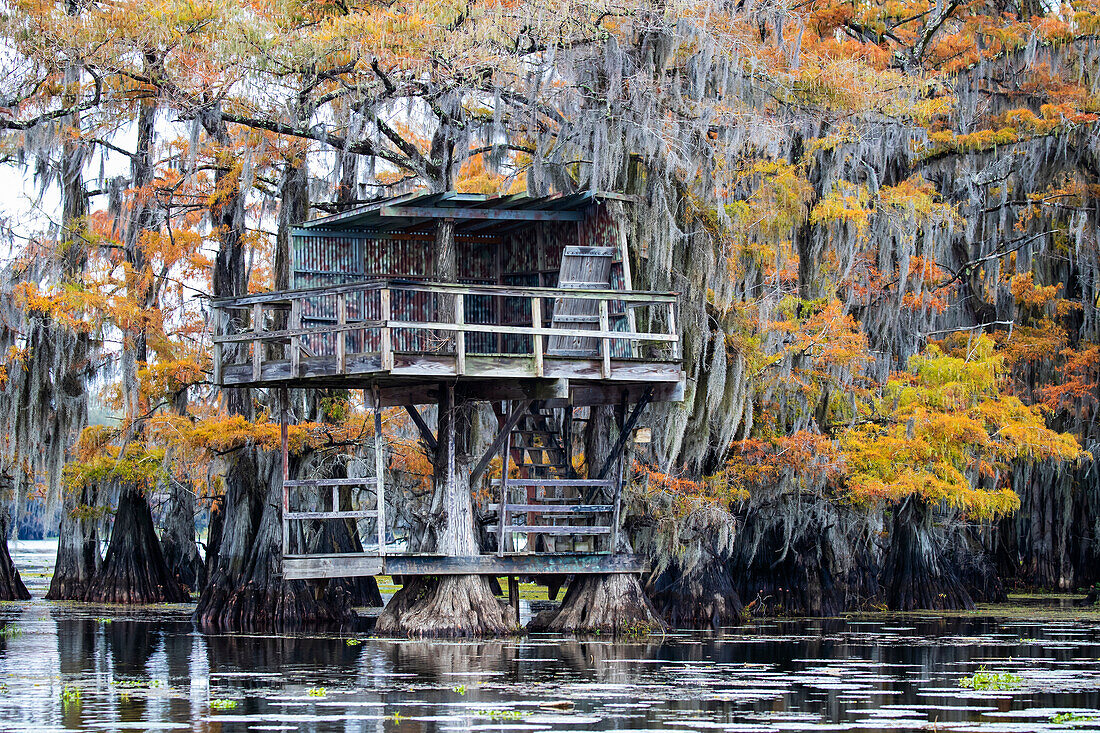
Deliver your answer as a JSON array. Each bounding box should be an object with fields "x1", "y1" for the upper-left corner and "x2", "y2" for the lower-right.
[{"x1": 294, "y1": 190, "x2": 627, "y2": 237}]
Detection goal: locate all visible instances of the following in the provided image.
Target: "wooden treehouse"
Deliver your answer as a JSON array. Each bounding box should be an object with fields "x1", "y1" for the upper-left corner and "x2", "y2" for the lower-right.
[{"x1": 210, "y1": 191, "x2": 684, "y2": 586}]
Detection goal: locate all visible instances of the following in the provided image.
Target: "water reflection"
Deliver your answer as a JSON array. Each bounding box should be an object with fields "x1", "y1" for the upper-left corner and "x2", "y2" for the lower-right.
[{"x1": 0, "y1": 599, "x2": 1098, "y2": 731}]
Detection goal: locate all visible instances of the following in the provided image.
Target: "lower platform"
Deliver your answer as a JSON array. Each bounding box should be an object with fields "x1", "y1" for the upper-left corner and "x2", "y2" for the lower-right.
[{"x1": 281, "y1": 552, "x2": 649, "y2": 580}]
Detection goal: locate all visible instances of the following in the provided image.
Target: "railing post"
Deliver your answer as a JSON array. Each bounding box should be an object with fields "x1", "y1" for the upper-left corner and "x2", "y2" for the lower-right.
[
  {"x1": 336, "y1": 292, "x2": 347, "y2": 373},
  {"x1": 280, "y1": 388, "x2": 290, "y2": 558},
  {"x1": 599, "y1": 298, "x2": 611, "y2": 379},
  {"x1": 252, "y1": 303, "x2": 263, "y2": 382},
  {"x1": 670, "y1": 299, "x2": 680, "y2": 360},
  {"x1": 211, "y1": 306, "x2": 222, "y2": 385},
  {"x1": 531, "y1": 296, "x2": 543, "y2": 378},
  {"x1": 373, "y1": 386, "x2": 386, "y2": 556},
  {"x1": 290, "y1": 298, "x2": 301, "y2": 378},
  {"x1": 455, "y1": 292, "x2": 465, "y2": 375},
  {"x1": 497, "y1": 401, "x2": 512, "y2": 557},
  {"x1": 380, "y1": 287, "x2": 393, "y2": 372}
]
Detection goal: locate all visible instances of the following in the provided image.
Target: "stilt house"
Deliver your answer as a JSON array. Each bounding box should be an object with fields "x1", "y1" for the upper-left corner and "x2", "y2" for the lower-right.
[{"x1": 211, "y1": 191, "x2": 684, "y2": 589}]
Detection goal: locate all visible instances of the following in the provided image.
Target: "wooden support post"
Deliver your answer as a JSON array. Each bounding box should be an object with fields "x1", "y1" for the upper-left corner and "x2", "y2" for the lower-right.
[
  {"x1": 280, "y1": 388, "x2": 290, "y2": 557},
  {"x1": 597, "y1": 386, "x2": 654, "y2": 480},
  {"x1": 252, "y1": 303, "x2": 263, "y2": 381},
  {"x1": 336, "y1": 292, "x2": 347, "y2": 373},
  {"x1": 610, "y1": 443, "x2": 624, "y2": 554},
  {"x1": 289, "y1": 298, "x2": 301, "y2": 378},
  {"x1": 373, "y1": 385, "x2": 386, "y2": 556},
  {"x1": 497, "y1": 402, "x2": 512, "y2": 557},
  {"x1": 455, "y1": 292, "x2": 465, "y2": 375},
  {"x1": 562, "y1": 395, "x2": 574, "y2": 477},
  {"x1": 508, "y1": 576, "x2": 520, "y2": 621},
  {"x1": 211, "y1": 308, "x2": 222, "y2": 385},
  {"x1": 380, "y1": 287, "x2": 393, "y2": 371},
  {"x1": 531, "y1": 295, "x2": 543, "y2": 377}
]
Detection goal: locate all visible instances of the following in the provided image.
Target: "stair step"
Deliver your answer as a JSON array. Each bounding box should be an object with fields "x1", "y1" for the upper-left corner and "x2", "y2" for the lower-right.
[{"x1": 503, "y1": 525, "x2": 611, "y2": 535}]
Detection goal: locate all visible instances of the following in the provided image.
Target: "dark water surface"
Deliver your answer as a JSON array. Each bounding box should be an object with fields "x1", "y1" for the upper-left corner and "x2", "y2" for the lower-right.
[{"x1": 4, "y1": 542, "x2": 1100, "y2": 732}]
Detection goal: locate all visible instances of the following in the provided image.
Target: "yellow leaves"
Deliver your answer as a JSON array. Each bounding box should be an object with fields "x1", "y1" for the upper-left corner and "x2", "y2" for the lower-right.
[
  {"x1": 810, "y1": 181, "x2": 873, "y2": 233},
  {"x1": 839, "y1": 335, "x2": 1083, "y2": 520}
]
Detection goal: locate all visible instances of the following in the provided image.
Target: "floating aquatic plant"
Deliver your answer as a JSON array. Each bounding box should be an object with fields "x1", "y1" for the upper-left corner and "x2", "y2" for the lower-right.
[
  {"x1": 209, "y1": 698, "x2": 238, "y2": 710},
  {"x1": 307, "y1": 687, "x2": 326, "y2": 697},
  {"x1": 958, "y1": 667, "x2": 1022, "y2": 691}
]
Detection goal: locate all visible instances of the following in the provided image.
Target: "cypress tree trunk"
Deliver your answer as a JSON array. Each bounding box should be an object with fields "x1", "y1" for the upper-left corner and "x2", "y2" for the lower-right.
[
  {"x1": 881, "y1": 498, "x2": 975, "y2": 611},
  {"x1": 375, "y1": 385, "x2": 515, "y2": 636},
  {"x1": 0, "y1": 516, "x2": 30, "y2": 601},
  {"x1": 195, "y1": 105, "x2": 353, "y2": 631},
  {"x1": 84, "y1": 486, "x2": 188, "y2": 604},
  {"x1": 646, "y1": 556, "x2": 743, "y2": 629},
  {"x1": 196, "y1": 443, "x2": 355, "y2": 631},
  {"x1": 46, "y1": 482, "x2": 99, "y2": 600},
  {"x1": 160, "y1": 477, "x2": 204, "y2": 593}
]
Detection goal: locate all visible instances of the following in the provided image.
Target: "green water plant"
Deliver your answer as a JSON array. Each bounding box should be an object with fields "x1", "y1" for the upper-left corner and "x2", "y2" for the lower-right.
[
  {"x1": 452, "y1": 684, "x2": 466, "y2": 695},
  {"x1": 307, "y1": 687, "x2": 326, "y2": 697},
  {"x1": 60, "y1": 684, "x2": 81, "y2": 709},
  {"x1": 345, "y1": 638, "x2": 362, "y2": 646},
  {"x1": 1052, "y1": 712, "x2": 1099, "y2": 725},
  {"x1": 476, "y1": 709, "x2": 528, "y2": 720},
  {"x1": 210, "y1": 698, "x2": 238, "y2": 710},
  {"x1": 958, "y1": 667, "x2": 1022, "y2": 691}
]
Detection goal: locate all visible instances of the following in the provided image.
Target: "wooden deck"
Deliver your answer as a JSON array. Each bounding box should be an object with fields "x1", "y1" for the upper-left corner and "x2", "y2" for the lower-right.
[
  {"x1": 281, "y1": 552, "x2": 649, "y2": 580},
  {"x1": 211, "y1": 280, "x2": 682, "y2": 394}
]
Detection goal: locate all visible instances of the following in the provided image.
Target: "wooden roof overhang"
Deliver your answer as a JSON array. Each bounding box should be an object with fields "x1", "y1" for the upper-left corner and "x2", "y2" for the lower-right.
[{"x1": 292, "y1": 190, "x2": 633, "y2": 240}]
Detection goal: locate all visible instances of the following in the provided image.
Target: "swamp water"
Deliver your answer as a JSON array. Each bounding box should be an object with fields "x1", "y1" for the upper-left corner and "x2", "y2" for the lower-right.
[{"x1": 2, "y1": 542, "x2": 1100, "y2": 732}]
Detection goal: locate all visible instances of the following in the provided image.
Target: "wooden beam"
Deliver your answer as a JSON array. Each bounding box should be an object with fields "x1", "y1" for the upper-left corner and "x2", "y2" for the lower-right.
[
  {"x1": 380, "y1": 205, "x2": 585, "y2": 222},
  {"x1": 281, "y1": 552, "x2": 649, "y2": 578},
  {"x1": 403, "y1": 404, "x2": 438, "y2": 452},
  {"x1": 471, "y1": 399, "x2": 532, "y2": 484}
]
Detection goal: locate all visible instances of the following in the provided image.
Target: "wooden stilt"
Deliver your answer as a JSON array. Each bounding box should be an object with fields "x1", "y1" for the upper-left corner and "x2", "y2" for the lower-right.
[
  {"x1": 280, "y1": 388, "x2": 290, "y2": 557},
  {"x1": 497, "y1": 401, "x2": 512, "y2": 557},
  {"x1": 373, "y1": 385, "x2": 386, "y2": 556},
  {"x1": 508, "y1": 576, "x2": 520, "y2": 621}
]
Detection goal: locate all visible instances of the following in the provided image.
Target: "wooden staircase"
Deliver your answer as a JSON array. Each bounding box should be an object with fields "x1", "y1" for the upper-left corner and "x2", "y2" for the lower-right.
[{"x1": 490, "y1": 403, "x2": 616, "y2": 555}]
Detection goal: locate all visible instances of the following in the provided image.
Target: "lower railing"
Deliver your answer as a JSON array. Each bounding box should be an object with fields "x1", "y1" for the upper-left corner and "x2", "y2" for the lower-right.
[
  {"x1": 282, "y1": 477, "x2": 384, "y2": 557},
  {"x1": 211, "y1": 279, "x2": 680, "y2": 384}
]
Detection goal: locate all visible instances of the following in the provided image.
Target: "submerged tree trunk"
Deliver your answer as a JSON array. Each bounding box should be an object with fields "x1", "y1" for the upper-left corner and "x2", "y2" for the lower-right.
[
  {"x1": 84, "y1": 486, "x2": 188, "y2": 604},
  {"x1": 46, "y1": 482, "x2": 99, "y2": 600},
  {"x1": 881, "y1": 498, "x2": 975, "y2": 611},
  {"x1": 0, "y1": 516, "x2": 30, "y2": 601},
  {"x1": 376, "y1": 385, "x2": 515, "y2": 637}
]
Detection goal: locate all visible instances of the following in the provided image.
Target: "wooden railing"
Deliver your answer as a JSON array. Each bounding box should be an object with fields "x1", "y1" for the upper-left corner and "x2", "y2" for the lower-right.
[
  {"x1": 488, "y1": 477, "x2": 616, "y2": 554},
  {"x1": 211, "y1": 279, "x2": 680, "y2": 384},
  {"x1": 282, "y1": 476, "x2": 385, "y2": 557}
]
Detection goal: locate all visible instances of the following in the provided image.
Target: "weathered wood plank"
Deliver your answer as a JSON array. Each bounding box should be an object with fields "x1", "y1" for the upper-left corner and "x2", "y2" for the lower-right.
[
  {"x1": 379, "y1": 204, "x2": 585, "y2": 222},
  {"x1": 283, "y1": 554, "x2": 384, "y2": 580},
  {"x1": 285, "y1": 478, "x2": 379, "y2": 488},
  {"x1": 281, "y1": 552, "x2": 648, "y2": 578},
  {"x1": 284, "y1": 510, "x2": 378, "y2": 520},
  {"x1": 488, "y1": 478, "x2": 612, "y2": 487},
  {"x1": 487, "y1": 504, "x2": 612, "y2": 513},
  {"x1": 504, "y1": 525, "x2": 611, "y2": 535}
]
